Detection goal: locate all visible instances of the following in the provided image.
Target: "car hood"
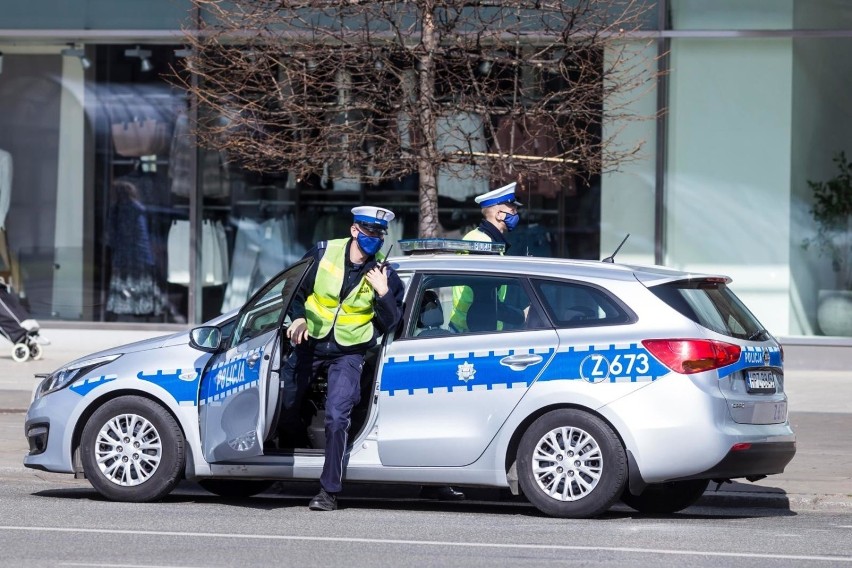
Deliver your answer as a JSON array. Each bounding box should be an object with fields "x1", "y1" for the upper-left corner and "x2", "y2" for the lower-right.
[{"x1": 61, "y1": 330, "x2": 191, "y2": 369}]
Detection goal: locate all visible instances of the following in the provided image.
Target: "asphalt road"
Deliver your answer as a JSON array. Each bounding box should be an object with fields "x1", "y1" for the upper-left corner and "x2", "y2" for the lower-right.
[{"x1": 2, "y1": 474, "x2": 852, "y2": 568}]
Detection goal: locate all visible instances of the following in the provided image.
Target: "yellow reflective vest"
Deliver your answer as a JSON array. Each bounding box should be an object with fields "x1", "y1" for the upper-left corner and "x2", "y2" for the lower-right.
[
  {"x1": 449, "y1": 227, "x2": 507, "y2": 332},
  {"x1": 304, "y1": 238, "x2": 382, "y2": 346}
]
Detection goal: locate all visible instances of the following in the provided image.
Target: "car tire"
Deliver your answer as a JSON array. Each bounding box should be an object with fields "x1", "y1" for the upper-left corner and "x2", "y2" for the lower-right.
[
  {"x1": 621, "y1": 479, "x2": 710, "y2": 514},
  {"x1": 80, "y1": 396, "x2": 185, "y2": 502},
  {"x1": 517, "y1": 409, "x2": 626, "y2": 518},
  {"x1": 198, "y1": 479, "x2": 275, "y2": 500}
]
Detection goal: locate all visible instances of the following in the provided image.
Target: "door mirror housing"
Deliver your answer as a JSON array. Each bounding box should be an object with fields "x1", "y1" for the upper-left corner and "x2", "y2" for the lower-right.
[{"x1": 189, "y1": 326, "x2": 222, "y2": 352}]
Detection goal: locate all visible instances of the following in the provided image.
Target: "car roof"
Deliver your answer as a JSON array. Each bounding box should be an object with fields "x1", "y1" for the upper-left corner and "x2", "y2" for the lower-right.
[{"x1": 389, "y1": 254, "x2": 732, "y2": 285}]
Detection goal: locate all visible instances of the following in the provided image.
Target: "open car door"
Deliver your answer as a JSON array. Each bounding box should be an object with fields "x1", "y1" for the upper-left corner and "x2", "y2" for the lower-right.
[{"x1": 198, "y1": 258, "x2": 312, "y2": 463}]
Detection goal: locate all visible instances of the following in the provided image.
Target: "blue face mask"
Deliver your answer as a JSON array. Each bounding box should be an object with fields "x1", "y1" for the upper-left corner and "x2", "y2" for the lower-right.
[
  {"x1": 502, "y1": 211, "x2": 520, "y2": 232},
  {"x1": 356, "y1": 231, "x2": 384, "y2": 256}
]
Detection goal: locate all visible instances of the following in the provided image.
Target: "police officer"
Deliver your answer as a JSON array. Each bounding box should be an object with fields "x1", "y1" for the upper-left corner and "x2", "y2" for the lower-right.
[
  {"x1": 421, "y1": 182, "x2": 524, "y2": 503},
  {"x1": 461, "y1": 181, "x2": 522, "y2": 247},
  {"x1": 449, "y1": 181, "x2": 524, "y2": 334},
  {"x1": 284, "y1": 206, "x2": 404, "y2": 511}
]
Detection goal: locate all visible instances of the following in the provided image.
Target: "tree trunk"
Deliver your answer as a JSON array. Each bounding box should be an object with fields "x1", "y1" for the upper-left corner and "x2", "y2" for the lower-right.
[{"x1": 417, "y1": 1, "x2": 439, "y2": 238}]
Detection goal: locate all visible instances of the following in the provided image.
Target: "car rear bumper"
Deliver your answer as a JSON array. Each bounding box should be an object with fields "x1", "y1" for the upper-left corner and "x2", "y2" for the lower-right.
[{"x1": 671, "y1": 441, "x2": 797, "y2": 481}]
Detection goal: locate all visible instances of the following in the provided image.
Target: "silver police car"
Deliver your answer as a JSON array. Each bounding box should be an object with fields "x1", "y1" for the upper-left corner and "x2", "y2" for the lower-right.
[{"x1": 23, "y1": 240, "x2": 795, "y2": 518}]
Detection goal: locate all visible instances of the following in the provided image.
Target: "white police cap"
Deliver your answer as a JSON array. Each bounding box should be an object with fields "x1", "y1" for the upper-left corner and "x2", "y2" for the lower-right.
[
  {"x1": 473, "y1": 182, "x2": 522, "y2": 208},
  {"x1": 352, "y1": 205, "x2": 395, "y2": 234}
]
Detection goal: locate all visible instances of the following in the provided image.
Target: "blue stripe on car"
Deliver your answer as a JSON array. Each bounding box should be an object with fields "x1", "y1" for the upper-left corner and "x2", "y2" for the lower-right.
[
  {"x1": 381, "y1": 343, "x2": 669, "y2": 397},
  {"x1": 717, "y1": 346, "x2": 782, "y2": 379}
]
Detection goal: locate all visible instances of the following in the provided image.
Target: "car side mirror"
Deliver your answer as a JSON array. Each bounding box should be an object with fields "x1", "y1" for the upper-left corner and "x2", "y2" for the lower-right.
[{"x1": 189, "y1": 326, "x2": 222, "y2": 352}]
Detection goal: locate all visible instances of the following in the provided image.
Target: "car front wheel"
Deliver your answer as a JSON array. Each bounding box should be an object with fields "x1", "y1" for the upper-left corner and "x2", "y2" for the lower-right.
[
  {"x1": 80, "y1": 396, "x2": 185, "y2": 502},
  {"x1": 517, "y1": 409, "x2": 627, "y2": 518},
  {"x1": 621, "y1": 479, "x2": 710, "y2": 514}
]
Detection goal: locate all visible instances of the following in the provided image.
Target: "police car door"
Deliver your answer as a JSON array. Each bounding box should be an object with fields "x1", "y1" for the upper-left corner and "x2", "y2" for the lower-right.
[
  {"x1": 199, "y1": 258, "x2": 311, "y2": 463},
  {"x1": 377, "y1": 273, "x2": 558, "y2": 467}
]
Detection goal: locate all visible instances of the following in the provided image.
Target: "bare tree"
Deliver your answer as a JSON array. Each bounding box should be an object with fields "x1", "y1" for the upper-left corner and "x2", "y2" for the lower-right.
[{"x1": 179, "y1": 0, "x2": 657, "y2": 237}]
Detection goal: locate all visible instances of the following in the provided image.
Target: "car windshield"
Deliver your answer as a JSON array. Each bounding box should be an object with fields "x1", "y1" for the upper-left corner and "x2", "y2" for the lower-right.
[{"x1": 649, "y1": 280, "x2": 768, "y2": 340}]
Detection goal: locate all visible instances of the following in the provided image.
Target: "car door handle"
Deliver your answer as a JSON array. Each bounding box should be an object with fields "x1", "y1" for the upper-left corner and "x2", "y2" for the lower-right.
[
  {"x1": 500, "y1": 353, "x2": 544, "y2": 371},
  {"x1": 246, "y1": 352, "x2": 261, "y2": 369}
]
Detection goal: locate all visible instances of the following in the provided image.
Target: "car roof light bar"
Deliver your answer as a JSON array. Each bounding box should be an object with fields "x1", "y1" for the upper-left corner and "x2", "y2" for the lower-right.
[{"x1": 398, "y1": 238, "x2": 506, "y2": 255}]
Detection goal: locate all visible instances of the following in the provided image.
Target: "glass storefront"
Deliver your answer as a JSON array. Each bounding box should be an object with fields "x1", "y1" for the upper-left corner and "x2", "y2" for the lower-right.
[{"x1": 1, "y1": 0, "x2": 851, "y2": 338}]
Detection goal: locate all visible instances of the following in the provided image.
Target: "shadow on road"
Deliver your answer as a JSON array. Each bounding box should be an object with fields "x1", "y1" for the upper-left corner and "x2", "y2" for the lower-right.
[{"x1": 29, "y1": 483, "x2": 798, "y2": 520}]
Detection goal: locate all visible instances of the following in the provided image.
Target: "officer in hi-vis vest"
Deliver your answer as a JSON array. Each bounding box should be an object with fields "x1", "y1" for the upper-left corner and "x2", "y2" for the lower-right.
[
  {"x1": 284, "y1": 206, "x2": 404, "y2": 511},
  {"x1": 449, "y1": 182, "x2": 524, "y2": 334},
  {"x1": 462, "y1": 181, "x2": 522, "y2": 246}
]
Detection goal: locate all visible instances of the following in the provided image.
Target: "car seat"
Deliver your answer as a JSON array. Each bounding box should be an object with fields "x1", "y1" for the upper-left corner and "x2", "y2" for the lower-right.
[{"x1": 416, "y1": 290, "x2": 446, "y2": 337}]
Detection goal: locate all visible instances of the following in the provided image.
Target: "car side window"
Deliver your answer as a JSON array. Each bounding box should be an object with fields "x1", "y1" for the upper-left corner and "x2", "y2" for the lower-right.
[
  {"x1": 229, "y1": 262, "x2": 307, "y2": 348},
  {"x1": 408, "y1": 274, "x2": 540, "y2": 337},
  {"x1": 532, "y1": 279, "x2": 633, "y2": 328}
]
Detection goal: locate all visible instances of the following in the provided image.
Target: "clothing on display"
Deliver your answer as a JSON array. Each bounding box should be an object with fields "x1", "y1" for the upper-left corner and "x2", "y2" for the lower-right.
[
  {"x1": 0, "y1": 149, "x2": 20, "y2": 292},
  {"x1": 220, "y1": 214, "x2": 305, "y2": 313},
  {"x1": 116, "y1": 170, "x2": 171, "y2": 281},
  {"x1": 436, "y1": 112, "x2": 490, "y2": 201},
  {"x1": 167, "y1": 219, "x2": 229, "y2": 287},
  {"x1": 105, "y1": 187, "x2": 164, "y2": 316},
  {"x1": 0, "y1": 148, "x2": 11, "y2": 229},
  {"x1": 168, "y1": 110, "x2": 193, "y2": 198}
]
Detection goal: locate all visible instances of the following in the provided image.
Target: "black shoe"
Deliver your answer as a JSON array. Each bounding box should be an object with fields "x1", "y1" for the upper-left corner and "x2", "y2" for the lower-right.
[
  {"x1": 308, "y1": 489, "x2": 338, "y2": 511},
  {"x1": 420, "y1": 485, "x2": 465, "y2": 501}
]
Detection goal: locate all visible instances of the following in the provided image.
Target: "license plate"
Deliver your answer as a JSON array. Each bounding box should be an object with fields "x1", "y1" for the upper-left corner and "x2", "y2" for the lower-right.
[{"x1": 746, "y1": 370, "x2": 776, "y2": 393}]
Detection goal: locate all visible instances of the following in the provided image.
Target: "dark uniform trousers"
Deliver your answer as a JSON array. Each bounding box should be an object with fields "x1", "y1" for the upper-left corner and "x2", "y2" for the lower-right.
[{"x1": 280, "y1": 341, "x2": 364, "y2": 494}]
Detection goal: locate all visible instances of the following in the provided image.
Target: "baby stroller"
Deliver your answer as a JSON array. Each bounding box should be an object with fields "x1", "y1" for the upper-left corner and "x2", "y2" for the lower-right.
[{"x1": 0, "y1": 279, "x2": 48, "y2": 362}]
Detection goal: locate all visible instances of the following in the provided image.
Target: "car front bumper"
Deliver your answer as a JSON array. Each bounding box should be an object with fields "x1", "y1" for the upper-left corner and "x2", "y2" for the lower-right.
[{"x1": 23, "y1": 388, "x2": 80, "y2": 474}]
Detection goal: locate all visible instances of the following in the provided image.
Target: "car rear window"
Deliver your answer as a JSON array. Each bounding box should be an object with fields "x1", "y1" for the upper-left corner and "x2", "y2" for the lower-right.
[
  {"x1": 532, "y1": 279, "x2": 634, "y2": 328},
  {"x1": 649, "y1": 280, "x2": 768, "y2": 340}
]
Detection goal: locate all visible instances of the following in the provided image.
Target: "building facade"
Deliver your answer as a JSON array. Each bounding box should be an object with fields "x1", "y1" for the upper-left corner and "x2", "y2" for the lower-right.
[{"x1": 0, "y1": 0, "x2": 851, "y2": 341}]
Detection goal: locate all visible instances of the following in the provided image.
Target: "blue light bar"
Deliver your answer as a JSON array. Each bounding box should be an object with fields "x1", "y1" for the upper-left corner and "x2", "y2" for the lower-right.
[{"x1": 398, "y1": 239, "x2": 505, "y2": 255}]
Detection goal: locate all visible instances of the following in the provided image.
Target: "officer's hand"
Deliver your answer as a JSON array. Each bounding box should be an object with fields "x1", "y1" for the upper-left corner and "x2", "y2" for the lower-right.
[
  {"x1": 287, "y1": 317, "x2": 309, "y2": 345},
  {"x1": 366, "y1": 265, "x2": 389, "y2": 297}
]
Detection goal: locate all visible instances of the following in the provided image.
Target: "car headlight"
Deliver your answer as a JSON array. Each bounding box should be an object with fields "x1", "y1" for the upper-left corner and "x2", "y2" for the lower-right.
[{"x1": 35, "y1": 354, "x2": 123, "y2": 399}]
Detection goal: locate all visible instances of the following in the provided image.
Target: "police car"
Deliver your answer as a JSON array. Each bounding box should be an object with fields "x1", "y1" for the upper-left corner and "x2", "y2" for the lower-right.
[{"x1": 23, "y1": 239, "x2": 795, "y2": 518}]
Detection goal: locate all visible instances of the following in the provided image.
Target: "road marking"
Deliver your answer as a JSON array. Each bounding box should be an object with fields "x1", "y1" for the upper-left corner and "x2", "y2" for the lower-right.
[
  {"x1": 1, "y1": 526, "x2": 851, "y2": 562},
  {"x1": 60, "y1": 565, "x2": 202, "y2": 568}
]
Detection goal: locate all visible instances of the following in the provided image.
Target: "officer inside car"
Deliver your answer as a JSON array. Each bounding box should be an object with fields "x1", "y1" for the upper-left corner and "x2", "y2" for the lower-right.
[
  {"x1": 282, "y1": 205, "x2": 404, "y2": 511},
  {"x1": 449, "y1": 181, "x2": 525, "y2": 334}
]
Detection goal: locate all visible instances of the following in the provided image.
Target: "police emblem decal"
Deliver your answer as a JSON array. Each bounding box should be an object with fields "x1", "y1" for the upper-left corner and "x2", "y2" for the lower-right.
[
  {"x1": 762, "y1": 348, "x2": 770, "y2": 366},
  {"x1": 457, "y1": 361, "x2": 476, "y2": 382}
]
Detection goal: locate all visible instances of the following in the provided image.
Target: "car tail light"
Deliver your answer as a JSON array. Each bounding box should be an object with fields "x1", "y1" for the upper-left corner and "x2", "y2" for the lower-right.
[{"x1": 642, "y1": 339, "x2": 741, "y2": 374}]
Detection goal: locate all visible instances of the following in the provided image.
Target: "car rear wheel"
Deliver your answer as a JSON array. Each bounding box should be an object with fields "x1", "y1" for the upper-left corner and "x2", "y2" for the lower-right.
[
  {"x1": 621, "y1": 479, "x2": 710, "y2": 514},
  {"x1": 517, "y1": 409, "x2": 626, "y2": 518},
  {"x1": 198, "y1": 479, "x2": 275, "y2": 500},
  {"x1": 80, "y1": 396, "x2": 185, "y2": 502}
]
